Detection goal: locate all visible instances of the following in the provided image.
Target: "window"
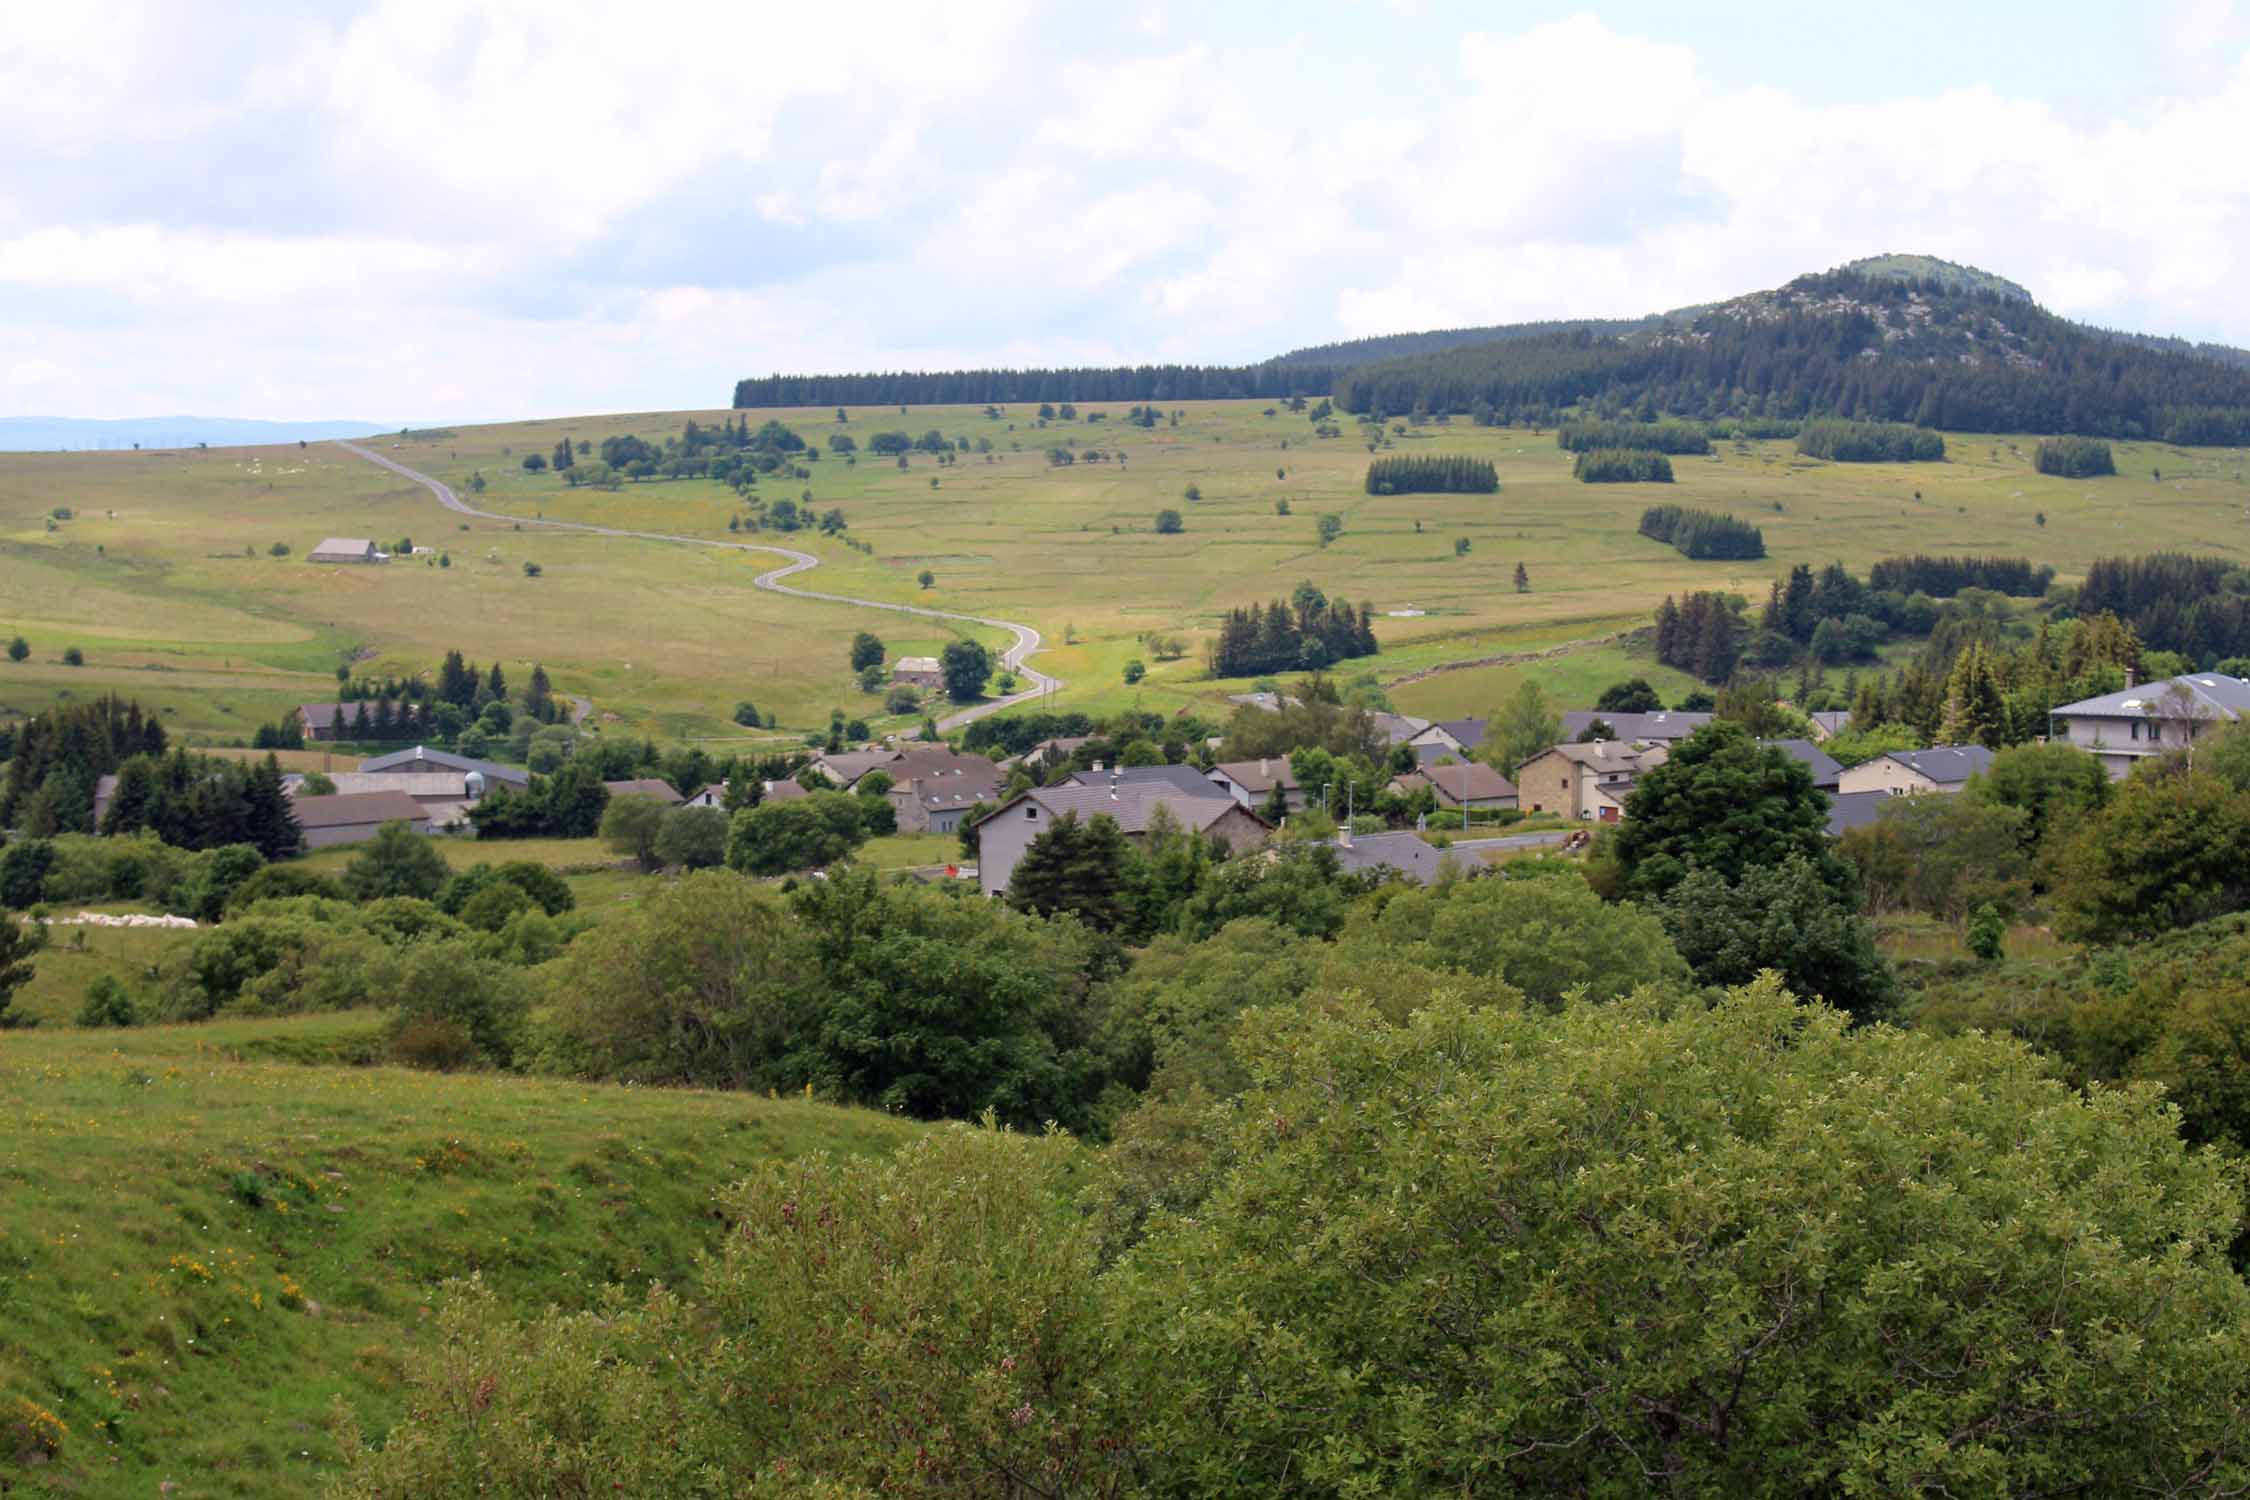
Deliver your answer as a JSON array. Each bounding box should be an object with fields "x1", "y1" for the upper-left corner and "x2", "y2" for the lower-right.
[{"x1": 1025, "y1": 805, "x2": 1038, "y2": 819}]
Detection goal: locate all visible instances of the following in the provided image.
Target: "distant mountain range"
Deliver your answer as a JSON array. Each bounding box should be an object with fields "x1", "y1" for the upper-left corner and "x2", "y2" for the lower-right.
[{"x1": 0, "y1": 416, "x2": 396, "y2": 452}]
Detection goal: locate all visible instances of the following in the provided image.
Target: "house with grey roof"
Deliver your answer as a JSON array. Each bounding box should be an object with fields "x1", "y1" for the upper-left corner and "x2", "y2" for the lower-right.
[
  {"x1": 807, "y1": 747, "x2": 906, "y2": 789},
  {"x1": 1390, "y1": 762, "x2": 1518, "y2": 811},
  {"x1": 1329, "y1": 830, "x2": 1460, "y2": 886},
  {"x1": 1065, "y1": 765, "x2": 1229, "y2": 800},
  {"x1": 1807, "y1": 710, "x2": 1854, "y2": 742},
  {"x1": 1559, "y1": 710, "x2": 1713, "y2": 745},
  {"x1": 1406, "y1": 718, "x2": 1487, "y2": 758},
  {"x1": 1823, "y1": 790, "x2": 1892, "y2": 837},
  {"x1": 1516, "y1": 740, "x2": 1667, "y2": 822},
  {"x1": 1207, "y1": 758, "x2": 1307, "y2": 812},
  {"x1": 885, "y1": 748, "x2": 1008, "y2": 834},
  {"x1": 1368, "y1": 711, "x2": 1432, "y2": 747},
  {"x1": 1837, "y1": 745, "x2": 1997, "y2": 797},
  {"x1": 972, "y1": 784, "x2": 1270, "y2": 897},
  {"x1": 1761, "y1": 738, "x2": 1843, "y2": 792},
  {"x1": 2046, "y1": 673, "x2": 2250, "y2": 779}
]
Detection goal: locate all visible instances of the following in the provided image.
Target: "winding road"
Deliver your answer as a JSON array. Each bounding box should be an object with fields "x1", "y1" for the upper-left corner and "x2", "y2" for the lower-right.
[{"x1": 336, "y1": 440, "x2": 1057, "y2": 730}]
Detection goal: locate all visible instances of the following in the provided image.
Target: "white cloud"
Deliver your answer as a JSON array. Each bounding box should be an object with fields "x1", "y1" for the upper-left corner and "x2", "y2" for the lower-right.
[{"x1": 3, "y1": 2, "x2": 2249, "y2": 419}]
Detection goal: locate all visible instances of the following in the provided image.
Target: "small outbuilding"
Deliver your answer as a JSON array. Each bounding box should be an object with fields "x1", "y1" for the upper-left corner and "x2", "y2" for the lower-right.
[
  {"x1": 890, "y1": 656, "x2": 945, "y2": 690},
  {"x1": 308, "y1": 538, "x2": 380, "y2": 564}
]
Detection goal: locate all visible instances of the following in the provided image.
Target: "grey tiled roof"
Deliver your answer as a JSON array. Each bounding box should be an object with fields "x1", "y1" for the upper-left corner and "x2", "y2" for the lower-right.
[
  {"x1": 1761, "y1": 738, "x2": 1843, "y2": 788},
  {"x1": 1331, "y1": 832, "x2": 1451, "y2": 885},
  {"x1": 358, "y1": 745, "x2": 531, "y2": 786},
  {"x1": 1823, "y1": 790, "x2": 1891, "y2": 837},
  {"x1": 1882, "y1": 745, "x2": 1997, "y2": 785},
  {"x1": 1560, "y1": 710, "x2": 1713, "y2": 742},
  {"x1": 1065, "y1": 765, "x2": 1229, "y2": 798},
  {"x1": 2051, "y1": 674, "x2": 2250, "y2": 720}
]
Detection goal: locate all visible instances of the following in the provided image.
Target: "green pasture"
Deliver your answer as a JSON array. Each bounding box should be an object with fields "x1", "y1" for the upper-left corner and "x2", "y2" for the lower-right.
[
  {"x1": 0, "y1": 1017, "x2": 918, "y2": 1496},
  {"x1": 7, "y1": 404, "x2": 2247, "y2": 742}
]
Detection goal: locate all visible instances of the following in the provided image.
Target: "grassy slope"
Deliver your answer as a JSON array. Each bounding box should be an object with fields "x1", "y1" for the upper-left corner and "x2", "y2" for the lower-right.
[
  {"x1": 6, "y1": 407, "x2": 2246, "y2": 738},
  {"x1": 0, "y1": 1016, "x2": 918, "y2": 1496}
]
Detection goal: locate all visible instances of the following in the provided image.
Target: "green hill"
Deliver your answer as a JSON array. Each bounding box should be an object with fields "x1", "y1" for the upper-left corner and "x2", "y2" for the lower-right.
[
  {"x1": 1838, "y1": 252, "x2": 2034, "y2": 303},
  {"x1": 0, "y1": 1015, "x2": 917, "y2": 1497}
]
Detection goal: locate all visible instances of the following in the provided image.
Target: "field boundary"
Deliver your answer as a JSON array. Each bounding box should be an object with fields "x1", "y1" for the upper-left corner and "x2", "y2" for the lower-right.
[{"x1": 1386, "y1": 630, "x2": 1633, "y2": 686}]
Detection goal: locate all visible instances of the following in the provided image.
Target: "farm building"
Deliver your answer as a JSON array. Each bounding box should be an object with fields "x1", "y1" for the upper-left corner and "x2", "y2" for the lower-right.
[
  {"x1": 290, "y1": 789, "x2": 431, "y2": 849},
  {"x1": 308, "y1": 538, "x2": 380, "y2": 564},
  {"x1": 890, "y1": 656, "x2": 944, "y2": 689}
]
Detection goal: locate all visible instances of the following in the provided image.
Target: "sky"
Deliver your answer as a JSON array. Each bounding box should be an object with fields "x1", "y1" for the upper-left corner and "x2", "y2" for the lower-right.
[{"x1": 4, "y1": 0, "x2": 2249, "y2": 423}]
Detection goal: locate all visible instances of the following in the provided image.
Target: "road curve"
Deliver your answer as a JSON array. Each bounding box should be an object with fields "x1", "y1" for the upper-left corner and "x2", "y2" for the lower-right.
[{"x1": 336, "y1": 440, "x2": 1057, "y2": 731}]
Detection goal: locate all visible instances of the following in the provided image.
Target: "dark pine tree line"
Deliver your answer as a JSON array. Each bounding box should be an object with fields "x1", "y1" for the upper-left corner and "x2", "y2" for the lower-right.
[
  {"x1": 1578, "y1": 450, "x2": 1675, "y2": 483},
  {"x1": 1363, "y1": 455, "x2": 1499, "y2": 494},
  {"x1": 1555, "y1": 420, "x2": 1712, "y2": 455},
  {"x1": 1867, "y1": 556, "x2": 2053, "y2": 597},
  {"x1": 1639, "y1": 504, "x2": 1764, "y2": 559},
  {"x1": 1653, "y1": 593, "x2": 1742, "y2": 682},
  {"x1": 1796, "y1": 421, "x2": 1947, "y2": 462},
  {"x1": 1208, "y1": 590, "x2": 1380, "y2": 678},
  {"x1": 731, "y1": 363, "x2": 1341, "y2": 410},
  {"x1": 2035, "y1": 436, "x2": 2117, "y2": 477}
]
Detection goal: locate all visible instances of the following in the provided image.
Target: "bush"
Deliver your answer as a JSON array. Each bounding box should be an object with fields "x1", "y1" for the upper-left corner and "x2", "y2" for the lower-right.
[
  {"x1": 655, "y1": 806, "x2": 730, "y2": 870},
  {"x1": 342, "y1": 821, "x2": 449, "y2": 901},
  {"x1": 77, "y1": 974, "x2": 140, "y2": 1028}
]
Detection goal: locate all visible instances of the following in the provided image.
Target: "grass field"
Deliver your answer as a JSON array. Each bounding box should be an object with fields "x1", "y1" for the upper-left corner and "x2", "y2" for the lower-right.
[
  {"x1": 0, "y1": 1016, "x2": 919, "y2": 1496},
  {"x1": 7, "y1": 404, "x2": 2248, "y2": 739}
]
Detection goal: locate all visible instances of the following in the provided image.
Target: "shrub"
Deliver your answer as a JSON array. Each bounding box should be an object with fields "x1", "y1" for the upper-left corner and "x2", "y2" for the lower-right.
[{"x1": 77, "y1": 975, "x2": 140, "y2": 1028}]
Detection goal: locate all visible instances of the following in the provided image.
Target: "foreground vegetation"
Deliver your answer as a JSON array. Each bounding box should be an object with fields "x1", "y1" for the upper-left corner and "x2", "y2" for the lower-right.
[{"x1": 0, "y1": 1019, "x2": 914, "y2": 1495}]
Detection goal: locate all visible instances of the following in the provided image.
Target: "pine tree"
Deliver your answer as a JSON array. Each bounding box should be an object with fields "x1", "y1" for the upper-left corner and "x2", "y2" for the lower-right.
[
  {"x1": 1655, "y1": 596, "x2": 1682, "y2": 667},
  {"x1": 244, "y1": 754, "x2": 302, "y2": 861}
]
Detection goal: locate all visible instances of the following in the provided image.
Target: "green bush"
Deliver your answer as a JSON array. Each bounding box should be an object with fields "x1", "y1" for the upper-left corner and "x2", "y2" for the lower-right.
[{"x1": 76, "y1": 975, "x2": 140, "y2": 1028}]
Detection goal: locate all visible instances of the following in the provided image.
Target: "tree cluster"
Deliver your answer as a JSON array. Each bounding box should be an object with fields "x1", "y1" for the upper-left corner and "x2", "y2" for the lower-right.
[
  {"x1": 1795, "y1": 419, "x2": 1947, "y2": 462},
  {"x1": 1207, "y1": 585, "x2": 1379, "y2": 678},
  {"x1": 1576, "y1": 448, "x2": 1674, "y2": 482},
  {"x1": 1638, "y1": 502, "x2": 1763, "y2": 558},
  {"x1": 1653, "y1": 592, "x2": 1744, "y2": 682},
  {"x1": 0, "y1": 695, "x2": 166, "y2": 831},
  {"x1": 1554, "y1": 419, "x2": 1712, "y2": 454},
  {"x1": 1867, "y1": 554, "x2": 2052, "y2": 596},
  {"x1": 2077, "y1": 552, "x2": 2250, "y2": 663},
  {"x1": 1361, "y1": 455, "x2": 1498, "y2": 494},
  {"x1": 2035, "y1": 435, "x2": 2117, "y2": 476}
]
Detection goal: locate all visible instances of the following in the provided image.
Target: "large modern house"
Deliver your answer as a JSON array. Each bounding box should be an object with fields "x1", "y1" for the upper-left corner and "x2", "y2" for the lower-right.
[{"x1": 2046, "y1": 674, "x2": 2250, "y2": 779}]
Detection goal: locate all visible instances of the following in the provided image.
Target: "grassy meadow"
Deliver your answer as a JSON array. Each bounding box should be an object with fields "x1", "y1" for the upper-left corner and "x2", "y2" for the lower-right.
[
  {"x1": 0, "y1": 1015, "x2": 919, "y2": 1496},
  {"x1": 6, "y1": 404, "x2": 2248, "y2": 741}
]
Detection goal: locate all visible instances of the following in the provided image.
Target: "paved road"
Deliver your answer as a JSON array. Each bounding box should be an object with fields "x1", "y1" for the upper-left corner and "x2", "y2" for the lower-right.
[
  {"x1": 337, "y1": 441, "x2": 1057, "y2": 730},
  {"x1": 1446, "y1": 830, "x2": 1577, "y2": 852}
]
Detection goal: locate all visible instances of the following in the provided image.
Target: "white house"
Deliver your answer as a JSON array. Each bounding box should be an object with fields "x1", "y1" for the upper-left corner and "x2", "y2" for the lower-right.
[
  {"x1": 1836, "y1": 745, "x2": 1997, "y2": 796},
  {"x1": 2046, "y1": 674, "x2": 2250, "y2": 779}
]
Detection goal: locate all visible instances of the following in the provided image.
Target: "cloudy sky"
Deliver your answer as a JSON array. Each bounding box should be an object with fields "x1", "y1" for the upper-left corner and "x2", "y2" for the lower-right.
[{"x1": 6, "y1": 0, "x2": 2249, "y2": 423}]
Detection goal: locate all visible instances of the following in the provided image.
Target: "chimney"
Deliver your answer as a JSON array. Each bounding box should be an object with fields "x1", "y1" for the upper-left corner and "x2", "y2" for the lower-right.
[
  {"x1": 1260, "y1": 757, "x2": 1270, "y2": 777},
  {"x1": 1091, "y1": 759, "x2": 1104, "y2": 773},
  {"x1": 1338, "y1": 822, "x2": 1353, "y2": 850},
  {"x1": 2125, "y1": 665, "x2": 2138, "y2": 689}
]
